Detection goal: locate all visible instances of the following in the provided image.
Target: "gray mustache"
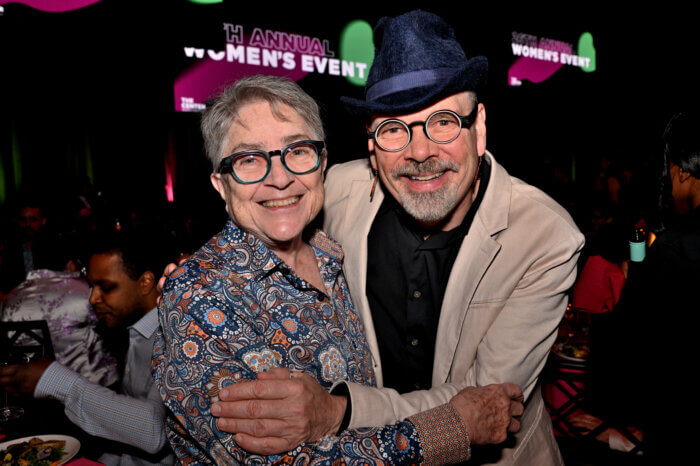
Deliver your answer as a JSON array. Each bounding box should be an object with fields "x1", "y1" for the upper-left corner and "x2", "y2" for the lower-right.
[{"x1": 391, "y1": 159, "x2": 460, "y2": 178}]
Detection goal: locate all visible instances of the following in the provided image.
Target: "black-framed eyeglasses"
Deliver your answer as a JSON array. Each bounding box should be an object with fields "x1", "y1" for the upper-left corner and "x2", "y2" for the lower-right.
[
  {"x1": 367, "y1": 105, "x2": 479, "y2": 152},
  {"x1": 218, "y1": 140, "x2": 325, "y2": 184}
]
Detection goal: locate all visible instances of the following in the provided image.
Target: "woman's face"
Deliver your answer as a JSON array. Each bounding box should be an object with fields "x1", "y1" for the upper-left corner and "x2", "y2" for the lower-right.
[{"x1": 210, "y1": 100, "x2": 326, "y2": 249}]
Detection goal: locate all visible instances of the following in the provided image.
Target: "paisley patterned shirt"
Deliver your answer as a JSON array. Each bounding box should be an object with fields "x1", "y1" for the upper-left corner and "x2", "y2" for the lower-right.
[{"x1": 153, "y1": 221, "x2": 437, "y2": 464}]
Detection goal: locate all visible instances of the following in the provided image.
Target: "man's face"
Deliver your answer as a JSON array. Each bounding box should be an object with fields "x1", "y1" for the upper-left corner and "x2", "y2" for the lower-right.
[
  {"x1": 18, "y1": 207, "x2": 45, "y2": 239},
  {"x1": 369, "y1": 92, "x2": 486, "y2": 231},
  {"x1": 87, "y1": 253, "x2": 144, "y2": 329},
  {"x1": 210, "y1": 100, "x2": 327, "y2": 249}
]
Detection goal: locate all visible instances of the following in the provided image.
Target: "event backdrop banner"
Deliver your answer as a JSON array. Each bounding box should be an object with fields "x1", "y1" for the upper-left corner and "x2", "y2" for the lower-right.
[
  {"x1": 508, "y1": 31, "x2": 596, "y2": 87},
  {"x1": 174, "y1": 19, "x2": 375, "y2": 112}
]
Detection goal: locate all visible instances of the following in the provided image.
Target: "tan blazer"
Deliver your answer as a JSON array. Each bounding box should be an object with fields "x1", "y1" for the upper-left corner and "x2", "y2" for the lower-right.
[{"x1": 322, "y1": 152, "x2": 584, "y2": 465}]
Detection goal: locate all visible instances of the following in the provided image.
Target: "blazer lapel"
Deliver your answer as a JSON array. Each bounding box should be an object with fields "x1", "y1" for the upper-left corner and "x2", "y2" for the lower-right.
[
  {"x1": 340, "y1": 179, "x2": 386, "y2": 384},
  {"x1": 432, "y1": 219, "x2": 501, "y2": 384},
  {"x1": 432, "y1": 152, "x2": 511, "y2": 384}
]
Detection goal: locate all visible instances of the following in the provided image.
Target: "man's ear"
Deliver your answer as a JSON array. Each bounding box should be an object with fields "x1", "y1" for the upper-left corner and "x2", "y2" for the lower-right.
[
  {"x1": 369, "y1": 153, "x2": 378, "y2": 171},
  {"x1": 366, "y1": 131, "x2": 377, "y2": 173},
  {"x1": 475, "y1": 103, "x2": 487, "y2": 156},
  {"x1": 679, "y1": 168, "x2": 692, "y2": 183},
  {"x1": 139, "y1": 270, "x2": 156, "y2": 295}
]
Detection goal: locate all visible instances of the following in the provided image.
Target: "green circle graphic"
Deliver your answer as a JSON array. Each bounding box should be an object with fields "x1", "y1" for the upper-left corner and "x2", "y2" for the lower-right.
[{"x1": 339, "y1": 20, "x2": 374, "y2": 87}]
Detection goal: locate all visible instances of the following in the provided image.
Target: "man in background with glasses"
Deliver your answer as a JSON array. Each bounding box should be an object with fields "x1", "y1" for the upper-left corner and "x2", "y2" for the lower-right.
[{"x1": 212, "y1": 10, "x2": 584, "y2": 465}]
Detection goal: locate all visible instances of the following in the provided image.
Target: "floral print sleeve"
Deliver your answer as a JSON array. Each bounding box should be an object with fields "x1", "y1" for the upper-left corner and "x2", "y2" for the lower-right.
[{"x1": 152, "y1": 222, "x2": 470, "y2": 464}]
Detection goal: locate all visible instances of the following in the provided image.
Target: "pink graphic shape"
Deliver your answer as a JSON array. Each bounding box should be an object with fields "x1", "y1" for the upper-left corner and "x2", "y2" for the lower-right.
[
  {"x1": 174, "y1": 58, "x2": 310, "y2": 112},
  {"x1": 508, "y1": 41, "x2": 572, "y2": 87},
  {"x1": 0, "y1": 0, "x2": 102, "y2": 12}
]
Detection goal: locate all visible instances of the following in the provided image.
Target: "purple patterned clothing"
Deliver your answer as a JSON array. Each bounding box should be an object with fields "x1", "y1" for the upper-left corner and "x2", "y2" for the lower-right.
[
  {"x1": 153, "y1": 221, "x2": 464, "y2": 464},
  {"x1": 1, "y1": 269, "x2": 118, "y2": 386}
]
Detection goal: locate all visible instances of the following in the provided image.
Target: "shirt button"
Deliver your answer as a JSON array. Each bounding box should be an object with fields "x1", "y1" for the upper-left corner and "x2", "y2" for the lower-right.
[
  {"x1": 410, "y1": 338, "x2": 419, "y2": 347},
  {"x1": 412, "y1": 290, "x2": 422, "y2": 299}
]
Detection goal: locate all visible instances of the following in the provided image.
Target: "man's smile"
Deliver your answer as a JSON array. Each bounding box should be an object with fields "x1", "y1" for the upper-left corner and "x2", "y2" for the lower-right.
[{"x1": 407, "y1": 171, "x2": 446, "y2": 182}]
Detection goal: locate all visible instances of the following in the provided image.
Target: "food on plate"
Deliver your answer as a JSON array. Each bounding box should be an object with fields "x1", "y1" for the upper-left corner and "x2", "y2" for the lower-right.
[
  {"x1": 555, "y1": 342, "x2": 590, "y2": 360},
  {"x1": 0, "y1": 437, "x2": 67, "y2": 466}
]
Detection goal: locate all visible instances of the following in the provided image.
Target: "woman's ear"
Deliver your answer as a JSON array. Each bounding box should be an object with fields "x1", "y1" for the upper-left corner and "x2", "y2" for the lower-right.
[{"x1": 210, "y1": 173, "x2": 228, "y2": 200}]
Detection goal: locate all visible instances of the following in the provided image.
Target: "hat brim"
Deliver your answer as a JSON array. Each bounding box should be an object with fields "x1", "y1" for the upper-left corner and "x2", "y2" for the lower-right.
[{"x1": 341, "y1": 57, "x2": 487, "y2": 116}]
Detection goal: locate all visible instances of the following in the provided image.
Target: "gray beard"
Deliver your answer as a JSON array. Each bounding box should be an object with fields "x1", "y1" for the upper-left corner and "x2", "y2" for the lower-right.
[
  {"x1": 390, "y1": 159, "x2": 460, "y2": 223},
  {"x1": 397, "y1": 184, "x2": 459, "y2": 223}
]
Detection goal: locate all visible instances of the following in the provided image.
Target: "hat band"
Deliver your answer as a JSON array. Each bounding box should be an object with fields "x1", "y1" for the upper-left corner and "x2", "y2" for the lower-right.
[{"x1": 366, "y1": 68, "x2": 456, "y2": 102}]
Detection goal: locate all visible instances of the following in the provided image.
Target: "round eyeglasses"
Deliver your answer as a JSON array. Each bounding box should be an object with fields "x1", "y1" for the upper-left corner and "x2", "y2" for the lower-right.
[
  {"x1": 218, "y1": 140, "x2": 325, "y2": 184},
  {"x1": 367, "y1": 105, "x2": 479, "y2": 152}
]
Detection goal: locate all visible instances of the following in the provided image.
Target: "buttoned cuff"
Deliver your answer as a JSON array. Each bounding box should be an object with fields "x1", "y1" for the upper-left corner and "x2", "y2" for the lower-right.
[
  {"x1": 336, "y1": 381, "x2": 393, "y2": 429},
  {"x1": 34, "y1": 362, "x2": 81, "y2": 402},
  {"x1": 330, "y1": 382, "x2": 352, "y2": 434},
  {"x1": 408, "y1": 403, "x2": 471, "y2": 464}
]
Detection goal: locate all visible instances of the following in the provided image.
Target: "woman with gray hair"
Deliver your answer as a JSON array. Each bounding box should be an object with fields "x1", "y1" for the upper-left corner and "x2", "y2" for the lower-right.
[{"x1": 152, "y1": 75, "x2": 483, "y2": 464}]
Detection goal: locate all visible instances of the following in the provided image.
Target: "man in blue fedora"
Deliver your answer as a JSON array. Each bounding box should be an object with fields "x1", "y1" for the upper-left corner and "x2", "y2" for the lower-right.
[{"x1": 214, "y1": 10, "x2": 583, "y2": 464}]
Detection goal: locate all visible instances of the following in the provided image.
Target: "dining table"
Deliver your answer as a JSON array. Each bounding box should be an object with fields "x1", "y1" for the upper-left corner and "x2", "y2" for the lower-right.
[{"x1": 0, "y1": 395, "x2": 107, "y2": 464}]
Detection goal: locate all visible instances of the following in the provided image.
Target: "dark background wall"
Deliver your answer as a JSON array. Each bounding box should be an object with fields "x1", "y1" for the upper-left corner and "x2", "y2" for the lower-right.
[{"x1": 1, "y1": 1, "x2": 698, "y2": 238}]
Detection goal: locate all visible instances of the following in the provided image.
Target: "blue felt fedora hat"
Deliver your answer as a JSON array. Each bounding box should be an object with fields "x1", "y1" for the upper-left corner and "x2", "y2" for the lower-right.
[{"x1": 341, "y1": 10, "x2": 487, "y2": 116}]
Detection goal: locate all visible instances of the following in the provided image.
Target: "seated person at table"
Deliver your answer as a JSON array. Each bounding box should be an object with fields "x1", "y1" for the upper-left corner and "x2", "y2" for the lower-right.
[
  {"x1": 1, "y1": 245, "x2": 118, "y2": 386},
  {"x1": 0, "y1": 232, "x2": 174, "y2": 465},
  {"x1": 575, "y1": 111, "x2": 700, "y2": 462},
  {"x1": 152, "y1": 75, "x2": 523, "y2": 464}
]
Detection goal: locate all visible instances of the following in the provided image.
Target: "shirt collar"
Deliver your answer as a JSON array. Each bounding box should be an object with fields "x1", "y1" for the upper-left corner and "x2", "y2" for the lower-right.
[
  {"x1": 221, "y1": 220, "x2": 279, "y2": 281},
  {"x1": 130, "y1": 307, "x2": 159, "y2": 338},
  {"x1": 221, "y1": 220, "x2": 344, "y2": 282}
]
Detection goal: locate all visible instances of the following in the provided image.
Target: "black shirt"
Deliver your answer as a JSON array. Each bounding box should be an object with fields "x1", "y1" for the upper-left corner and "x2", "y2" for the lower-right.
[{"x1": 366, "y1": 157, "x2": 491, "y2": 393}]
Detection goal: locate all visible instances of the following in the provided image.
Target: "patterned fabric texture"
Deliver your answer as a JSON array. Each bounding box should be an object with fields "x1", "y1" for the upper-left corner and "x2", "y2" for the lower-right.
[
  {"x1": 1, "y1": 269, "x2": 118, "y2": 386},
  {"x1": 153, "y1": 221, "x2": 428, "y2": 464},
  {"x1": 409, "y1": 403, "x2": 471, "y2": 465}
]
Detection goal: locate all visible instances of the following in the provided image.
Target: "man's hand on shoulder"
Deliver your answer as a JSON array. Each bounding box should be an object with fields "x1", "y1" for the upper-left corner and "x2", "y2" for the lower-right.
[
  {"x1": 0, "y1": 358, "x2": 53, "y2": 394},
  {"x1": 211, "y1": 367, "x2": 346, "y2": 455},
  {"x1": 449, "y1": 383, "x2": 524, "y2": 445},
  {"x1": 156, "y1": 254, "x2": 191, "y2": 304}
]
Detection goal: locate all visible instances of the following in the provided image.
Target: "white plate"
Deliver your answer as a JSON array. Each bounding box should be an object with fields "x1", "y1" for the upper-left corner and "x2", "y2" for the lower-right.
[
  {"x1": 552, "y1": 343, "x2": 587, "y2": 362},
  {"x1": 0, "y1": 434, "x2": 80, "y2": 465}
]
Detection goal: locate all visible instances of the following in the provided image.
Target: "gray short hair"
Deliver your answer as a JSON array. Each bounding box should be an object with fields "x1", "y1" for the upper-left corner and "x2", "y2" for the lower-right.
[{"x1": 201, "y1": 75, "x2": 325, "y2": 170}]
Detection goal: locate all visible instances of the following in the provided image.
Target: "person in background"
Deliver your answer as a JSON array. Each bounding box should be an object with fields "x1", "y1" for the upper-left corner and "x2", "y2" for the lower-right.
[
  {"x1": 211, "y1": 10, "x2": 583, "y2": 465},
  {"x1": 0, "y1": 231, "x2": 173, "y2": 465},
  {"x1": 0, "y1": 198, "x2": 60, "y2": 294},
  {"x1": 578, "y1": 111, "x2": 700, "y2": 463},
  {"x1": 1, "y1": 265, "x2": 119, "y2": 387}
]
